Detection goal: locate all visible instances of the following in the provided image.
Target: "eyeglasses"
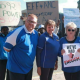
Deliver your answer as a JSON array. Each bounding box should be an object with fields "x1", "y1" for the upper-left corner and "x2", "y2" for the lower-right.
[
  {"x1": 68, "y1": 29, "x2": 75, "y2": 32},
  {"x1": 27, "y1": 20, "x2": 37, "y2": 24}
]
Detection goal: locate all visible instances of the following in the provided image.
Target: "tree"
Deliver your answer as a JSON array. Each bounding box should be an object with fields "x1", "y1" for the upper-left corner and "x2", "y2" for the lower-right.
[{"x1": 77, "y1": 0, "x2": 80, "y2": 10}]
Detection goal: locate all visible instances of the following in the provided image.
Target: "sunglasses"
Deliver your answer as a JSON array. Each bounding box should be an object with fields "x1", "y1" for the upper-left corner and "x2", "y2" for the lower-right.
[{"x1": 68, "y1": 29, "x2": 75, "y2": 32}]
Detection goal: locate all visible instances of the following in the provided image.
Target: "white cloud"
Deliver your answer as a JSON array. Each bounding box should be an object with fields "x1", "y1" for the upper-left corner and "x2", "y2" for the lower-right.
[
  {"x1": 59, "y1": 0, "x2": 78, "y2": 13},
  {"x1": 67, "y1": 0, "x2": 78, "y2": 2}
]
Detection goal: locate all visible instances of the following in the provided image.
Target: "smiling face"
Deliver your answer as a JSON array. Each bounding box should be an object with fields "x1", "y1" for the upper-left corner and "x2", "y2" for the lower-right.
[
  {"x1": 46, "y1": 24, "x2": 55, "y2": 35},
  {"x1": 45, "y1": 20, "x2": 56, "y2": 35},
  {"x1": 25, "y1": 15, "x2": 37, "y2": 32}
]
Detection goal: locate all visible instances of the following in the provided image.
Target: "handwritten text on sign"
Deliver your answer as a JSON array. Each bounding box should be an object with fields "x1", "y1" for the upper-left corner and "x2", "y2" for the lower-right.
[
  {"x1": 0, "y1": 1, "x2": 21, "y2": 26},
  {"x1": 26, "y1": 1, "x2": 59, "y2": 24},
  {"x1": 63, "y1": 43, "x2": 80, "y2": 67}
]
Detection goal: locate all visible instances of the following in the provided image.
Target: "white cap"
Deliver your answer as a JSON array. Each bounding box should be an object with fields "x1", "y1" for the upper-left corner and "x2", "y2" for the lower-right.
[{"x1": 38, "y1": 24, "x2": 44, "y2": 29}]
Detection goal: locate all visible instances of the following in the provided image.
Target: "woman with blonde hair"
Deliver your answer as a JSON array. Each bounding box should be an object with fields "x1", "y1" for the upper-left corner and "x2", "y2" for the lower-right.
[{"x1": 59, "y1": 22, "x2": 80, "y2": 80}]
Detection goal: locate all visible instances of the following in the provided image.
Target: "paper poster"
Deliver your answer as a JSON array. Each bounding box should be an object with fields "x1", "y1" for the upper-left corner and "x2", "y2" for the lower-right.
[
  {"x1": 63, "y1": 43, "x2": 80, "y2": 67},
  {"x1": 63, "y1": 8, "x2": 80, "y2": 28},
  {"x1": 0, "y1": 1, "x2": 21, "y2": 26},
  {"x1": 26, "y1": 0, "x2": 59, "y2": 24}
]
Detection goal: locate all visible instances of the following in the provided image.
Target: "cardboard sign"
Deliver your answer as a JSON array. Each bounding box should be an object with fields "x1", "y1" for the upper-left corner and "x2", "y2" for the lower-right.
[
  {"x1": 63, "y1": 43, "x2": 80, "y2": 67},
  {"x1": 0, "y1": 1, "x2": 21, "y2": 26},
  {"x1": 63, "y1": 8, "x2": 80, "y2": 28},
  {"x1": 26, "y1": 0, "x2": 59, "y2": 24}
]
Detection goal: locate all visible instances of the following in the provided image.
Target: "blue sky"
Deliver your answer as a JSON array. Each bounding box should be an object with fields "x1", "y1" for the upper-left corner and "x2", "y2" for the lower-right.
[{"x1": 0, "y1": 0, "x2": 79, "y2": 13}]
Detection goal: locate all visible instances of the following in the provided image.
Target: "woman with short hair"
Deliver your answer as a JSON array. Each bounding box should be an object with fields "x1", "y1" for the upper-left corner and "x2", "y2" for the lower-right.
[
  {"x1": 59, "y1": 22, "x2": 80, "y2": 80},
  {"x1": 36, "y1": 20, "x2": 60, "y2": 80}
]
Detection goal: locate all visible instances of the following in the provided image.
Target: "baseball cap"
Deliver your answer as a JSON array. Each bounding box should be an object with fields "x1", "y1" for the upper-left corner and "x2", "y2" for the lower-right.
[{"x1": 38, "y1": 24, "x2": 44, "y2": 29}]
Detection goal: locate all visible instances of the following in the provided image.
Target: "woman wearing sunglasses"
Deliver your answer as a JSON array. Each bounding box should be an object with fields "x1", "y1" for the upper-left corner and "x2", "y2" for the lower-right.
[{"x1": 59, "y1": 22, "x2": 80, "y2": 80}]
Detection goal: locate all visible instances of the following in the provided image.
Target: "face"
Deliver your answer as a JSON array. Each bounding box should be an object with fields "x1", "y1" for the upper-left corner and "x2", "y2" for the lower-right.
[
  {"x1": 38, "y1": 28, "x2": 45, "y2": 34},
  {"x1": 46, "y1": 25, "x2": 54, "y2": 35},
  {"x1": 66, "y1": 27, "x2": 76, "y2": 37},
  {"x1": 1, "y1": 28, "x2": 9, "y2": 36},
  {"x1": 25, "y1": 16, "x2": 37, "y2": 32}
]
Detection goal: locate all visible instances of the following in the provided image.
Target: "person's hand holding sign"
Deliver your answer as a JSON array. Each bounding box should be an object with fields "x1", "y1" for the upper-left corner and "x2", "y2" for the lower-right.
[
  {"x1": 61, "y1": 49, "x2": 65, "y2": 55},
  {"x1": 77, "y1": 48, "x2": 80, "y2": 53}
]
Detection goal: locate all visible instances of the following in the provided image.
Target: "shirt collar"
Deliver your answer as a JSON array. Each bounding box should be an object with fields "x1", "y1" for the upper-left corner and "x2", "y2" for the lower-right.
[
  {"x1": 45, "y1": 31, "x2": 55, "y2": 39},
  {"x1": 23, "y1": 25, "x2": 35, "y2": 34}
]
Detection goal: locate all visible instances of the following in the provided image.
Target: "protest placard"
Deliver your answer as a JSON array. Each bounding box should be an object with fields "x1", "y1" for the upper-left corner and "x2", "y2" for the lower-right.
[
  {"x1": 63, "y1": 43, "x2": 80, "y2": 67},
  {"x1": 26, "y1": 0, "x2": 59, "y2": 24},
  {"x1": 0, "y1": 1, "x2": 21, "y2": 26},
  {"x1": 63, "y1": 8, "x2": 80, "y2": 28}
]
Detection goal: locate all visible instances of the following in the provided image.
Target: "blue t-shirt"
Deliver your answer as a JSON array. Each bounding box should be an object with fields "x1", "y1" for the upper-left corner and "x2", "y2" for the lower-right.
[
  {"x1": 4, "y1": 25, "x2": 38, "y2": 74},
  {"x1": 59, "y1": 37, "x2": 80, "y2": 73},
  {"x1": 0, "y1": 34, "x2": 8, "y2": 60},
  {"x1": 37, "y1": 32, "x2": 60, "y2": 68}
]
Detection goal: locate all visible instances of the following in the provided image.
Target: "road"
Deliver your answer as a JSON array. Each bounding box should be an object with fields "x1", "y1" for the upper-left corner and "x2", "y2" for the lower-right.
[
  {"x1": 5, "y1": 57, "x2": 62, "y2": 80},
  {"x1": 33, "y1": 57, "x2": 62, "y2": 77}
]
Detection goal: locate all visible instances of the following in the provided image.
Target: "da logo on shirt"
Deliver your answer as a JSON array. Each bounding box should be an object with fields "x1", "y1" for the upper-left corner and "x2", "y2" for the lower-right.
[
  {"x1": 46, "y1": 37, "x2": 49, "y2": 41},
  {"x1": 56, "y1": 39, "x2": 59, "y2": 41}
]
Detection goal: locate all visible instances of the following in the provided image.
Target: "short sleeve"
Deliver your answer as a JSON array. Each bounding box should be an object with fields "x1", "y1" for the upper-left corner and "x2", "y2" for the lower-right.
[
  {"x1": 58, "y1": 38, "x2": 63, "y2": 57},
  {"x1": 4, "y1": 27, "x2": 23, "y2": 50}
]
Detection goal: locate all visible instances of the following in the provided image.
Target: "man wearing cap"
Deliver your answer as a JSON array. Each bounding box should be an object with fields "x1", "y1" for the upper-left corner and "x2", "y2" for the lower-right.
[
  {"x1": 0, "y1": 26, "x2": 9, "y2": 80},
  {"x1": 38, "y1": 24, "x2": 45, "y2": 36}
]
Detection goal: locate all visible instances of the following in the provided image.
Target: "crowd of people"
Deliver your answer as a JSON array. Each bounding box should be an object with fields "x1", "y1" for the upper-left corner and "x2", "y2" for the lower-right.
[{"x1": 0, "y1": 14, "x2": 80, "y2": 80}]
